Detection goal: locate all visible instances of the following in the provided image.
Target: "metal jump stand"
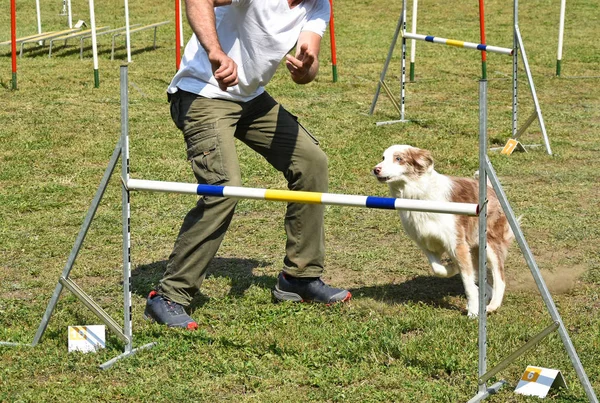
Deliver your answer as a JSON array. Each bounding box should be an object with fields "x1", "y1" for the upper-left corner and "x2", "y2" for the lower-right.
[
  {"x1": 0, "y1": 65, "x2": 155, "y2": 369},
  {"x1": 370, "y1": 0, "x2": 552, "y2": 155},
  {"x1": 471, "y1": 80, "x2": 596, "y2": 402}
]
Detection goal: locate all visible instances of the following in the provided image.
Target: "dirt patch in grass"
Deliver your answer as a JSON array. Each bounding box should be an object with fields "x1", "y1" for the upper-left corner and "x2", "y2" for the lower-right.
[{"x1": 507, "y1": 260, "x2": 587, "y2": 296}]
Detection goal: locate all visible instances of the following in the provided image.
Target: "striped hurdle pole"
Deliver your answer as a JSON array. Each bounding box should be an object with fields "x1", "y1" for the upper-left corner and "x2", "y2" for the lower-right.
[
  {"x1": 10, "y1": 0, "x2": 17, "y2": 90},
  {"x1": 175, "y1": 0, "x2": 182, "y2": 71},
  {"x1": 127, "y1": 179, "x2": 480, "y2": 216},
  {"x1": 329, "y1": 0, "x2": 338, "y2": 82},
  {"x1": 402, "y1": 32, "x2": 513, "y2": 56},
  {"x1": 479, "y1": 0, "x2": 488, "y2": 79},
  {"x1": 556, "y1": 0, "x2": 566, "y2": 76}
]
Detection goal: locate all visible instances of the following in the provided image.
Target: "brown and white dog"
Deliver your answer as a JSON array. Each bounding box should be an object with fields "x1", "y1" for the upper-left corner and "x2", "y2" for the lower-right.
[{"x1": 372, "y1": 145, "x2": 515, "y2": 317}]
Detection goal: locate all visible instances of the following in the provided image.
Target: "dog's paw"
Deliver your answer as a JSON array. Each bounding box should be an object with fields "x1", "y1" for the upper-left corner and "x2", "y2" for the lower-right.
[
  {"x1": 467, "y1": 310, "x2": 479, "y2": 318},
  {"x1": 486, "y1": 304, "x2": 500, "y2": 313}
]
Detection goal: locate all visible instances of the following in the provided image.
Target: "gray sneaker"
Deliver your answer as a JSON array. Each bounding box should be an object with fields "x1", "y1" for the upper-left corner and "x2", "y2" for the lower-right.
[
  {"x1": 143, "y1": 291, "x2": 198, "y2": 330},
  {"x1": 272, "y1": 272, "x2": 351, "y2": 304}
]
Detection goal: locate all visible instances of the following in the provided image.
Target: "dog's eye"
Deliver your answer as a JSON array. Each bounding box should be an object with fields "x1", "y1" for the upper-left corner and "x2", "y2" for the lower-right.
[{"x1": 395, "y1": 156, "x2": 402, "y2": 162}]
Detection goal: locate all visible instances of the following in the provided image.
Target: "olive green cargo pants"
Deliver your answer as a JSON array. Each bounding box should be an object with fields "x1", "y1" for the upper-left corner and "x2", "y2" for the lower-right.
[{"x1": 158, "y1": 90, "x2": 328, "y2": 306}]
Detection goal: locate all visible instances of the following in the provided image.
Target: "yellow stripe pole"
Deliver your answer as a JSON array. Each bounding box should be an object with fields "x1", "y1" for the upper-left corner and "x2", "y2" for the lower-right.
[
  {"x1": 264, "y1": 189, "x2": 323, "y2": 204},
  {"x1": 446, "y1": 39, "x2": 465, "y2": 48}
]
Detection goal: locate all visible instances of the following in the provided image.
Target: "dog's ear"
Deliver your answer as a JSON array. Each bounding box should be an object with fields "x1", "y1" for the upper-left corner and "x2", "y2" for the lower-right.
[{"x1": 413, "y1": 148, "x2": 434, "y2": 173}]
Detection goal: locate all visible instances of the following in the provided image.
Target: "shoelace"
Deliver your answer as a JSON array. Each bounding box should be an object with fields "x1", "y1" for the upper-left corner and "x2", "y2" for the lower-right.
[{"x1": 164, "y1": 298, "x2": 185, "y2": 315}]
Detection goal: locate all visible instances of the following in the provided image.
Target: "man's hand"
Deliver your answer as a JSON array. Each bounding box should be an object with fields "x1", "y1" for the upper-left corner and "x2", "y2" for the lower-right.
[
  {"x1": 285, "y1": 43, "x2": 316, "y2": 83},
  {"x1": 208, "y1": 51, "x2": 239, "y2": 91},
  {"x1": 185, "y1": 0, "x2": 237, "y2": 92}
]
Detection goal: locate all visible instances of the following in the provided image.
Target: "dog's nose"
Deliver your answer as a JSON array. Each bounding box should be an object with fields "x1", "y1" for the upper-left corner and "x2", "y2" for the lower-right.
[{"x1": 373, "y1": 166, "x2": 381, "y2": 175}]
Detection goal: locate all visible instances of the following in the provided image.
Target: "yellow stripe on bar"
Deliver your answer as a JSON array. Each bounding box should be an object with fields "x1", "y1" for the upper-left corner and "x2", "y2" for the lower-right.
[
  {"x1": 446, "y1": 39, "x2": 464, "y2": 48},
  {"x1": 264, "y1": 189, "x2": 323, "y2": 204}
]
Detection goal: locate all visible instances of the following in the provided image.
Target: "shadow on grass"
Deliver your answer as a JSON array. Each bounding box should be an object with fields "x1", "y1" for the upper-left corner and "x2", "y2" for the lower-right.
[
  {"x1": 349, "y1": 275, "x2": 466, "y2": 313},
  {"x1": 132, "y1": 259, "x2": 466, "y2": 312},
  {"x1": 131, "y1": 257, "x2": 274, "y2": 308},
  {"x1": 17, "y1": 44, "x2": 164, "y2": 61}
]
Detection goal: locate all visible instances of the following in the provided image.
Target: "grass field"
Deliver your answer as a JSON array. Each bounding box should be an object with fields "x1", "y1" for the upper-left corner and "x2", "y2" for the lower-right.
[{"x1": 1, "y1": 0, "x2": 599, "y2": 401}]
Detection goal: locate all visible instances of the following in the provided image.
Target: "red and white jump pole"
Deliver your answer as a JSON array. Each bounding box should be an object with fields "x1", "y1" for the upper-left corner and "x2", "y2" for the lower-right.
[
  {"x1": 10, "y1": 0, "x2": 17, "y2": 90},
  {"x1": 479, "y1": 0, "x2": 487, "y2": 79},
  {"x1": 328, "y1": 0, "x2": 338, "y2": 82},
  {"x1": 175, "y1": 0, "x2": 182, "y2": 71}
]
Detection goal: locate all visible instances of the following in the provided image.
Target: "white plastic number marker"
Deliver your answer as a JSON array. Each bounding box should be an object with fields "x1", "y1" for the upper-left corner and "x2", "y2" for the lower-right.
[
  {"x1": 68, "y1": 325, "x2": 106, "y2": 353},
  {"x1": 514, "y1": 365, "x2": 567, "y2": 398}
]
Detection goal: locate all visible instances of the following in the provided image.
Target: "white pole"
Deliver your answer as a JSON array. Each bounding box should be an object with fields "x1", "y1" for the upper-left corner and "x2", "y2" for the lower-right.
[
  {"x1": 127, "y1": 179, "x2": 480, "y2": 216},
  {"x1": 67, "y1": 0, "x2": 73, "y2": 28},
  {"x1": 89, "y1": 0, "x2": 100, "y2": 87},
  {"x1": 35, "y1": 0, "x2": 42, "y2": 34},
  {"x1": 409, "y1": 0, "x2": 418, "y2": 81},
  {"x1": 556, "y1": 0, "x2": 566, "y2": 76},
  {"x1": 179, "y1": 0, "x2": 184, "y2": 47},
  {"x1": 124, "y1": 0, "x2": 132, "y2": 62},
  {"x1": 120, "y1": 66, "x2": 133, "y2": 355},
  {"x1": 36, "y1": 0, "x2": 42, "y2": 45}
]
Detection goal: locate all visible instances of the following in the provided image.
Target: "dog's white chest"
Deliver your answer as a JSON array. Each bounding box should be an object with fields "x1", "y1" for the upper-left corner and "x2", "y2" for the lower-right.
[{"x1": 399, "y1": 211, "x2": 455, "y2": 253}]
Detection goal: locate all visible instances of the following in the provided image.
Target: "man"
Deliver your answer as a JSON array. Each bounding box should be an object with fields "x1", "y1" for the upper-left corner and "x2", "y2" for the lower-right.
[{"x1": 144, "y1": 0, "x2": 351, "y2": 330}]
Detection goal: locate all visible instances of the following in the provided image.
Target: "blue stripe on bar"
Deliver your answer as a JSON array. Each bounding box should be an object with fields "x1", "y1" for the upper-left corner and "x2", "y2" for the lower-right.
[
  {"x1": 425, "y1": 35, "x2": 435, "y2": 42},
  {"x1": 477, "y1": 44, "x2": 486, "y2": 51},
  {"x1": 365, "y1": 196, "x2": 397, "y2": 209},
  {"x1": 197, "y1": 184, "x2": 225, "y2": 197}
]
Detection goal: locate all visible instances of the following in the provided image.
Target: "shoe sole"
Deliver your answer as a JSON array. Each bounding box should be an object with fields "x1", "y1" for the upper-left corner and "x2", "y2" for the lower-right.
[
  {"x1": 143, "y1": 310, "x2": 198, "y2": 330},
  {"x1": 143, "y1": 312, "x2": 155, "y2": 322},
  {"x1": 272, "y1": 287, "x2": 304, "y2": 303},
  {"x1": 272, "y1": 287, "x2": 352, "y2": 305}
]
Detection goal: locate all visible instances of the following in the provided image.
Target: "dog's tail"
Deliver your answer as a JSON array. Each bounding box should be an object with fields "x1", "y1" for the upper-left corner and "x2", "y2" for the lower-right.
[{"x1": 505, "y1": 215, "x2": 523, "y2": 243}]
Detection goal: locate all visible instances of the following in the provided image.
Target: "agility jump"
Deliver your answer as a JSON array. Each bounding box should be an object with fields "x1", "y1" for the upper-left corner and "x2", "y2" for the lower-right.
[
  {"x1": 370, "y1": 0, "x2": 513, "y2": 126},
  {"x1": 402, "y1": 32, "x2": 513, "y2": 56},
  {"x1": 408, "y1": 0, "x2": 490, "y2": 80},
  {"x1": 369, "y1": 0, "x2": 552, "y2": 156},
  {"x1": 127, "y1": 179, "x2": 479, "y2": 216}
]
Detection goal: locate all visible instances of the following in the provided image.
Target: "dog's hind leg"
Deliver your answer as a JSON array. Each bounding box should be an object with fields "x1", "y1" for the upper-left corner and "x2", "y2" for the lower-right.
[
  {"x1": 454, "y1": 243, "x2": 479, "y2": 317},
  {"x1": 471, "y1": 249, "x2": 493, "y2": 303},
  {"x1": 486, "y1": 246, "x2": 506, "y2": 313},
  {"x1": 424, "y1": 250, "x2": 459, "y2": 278}
]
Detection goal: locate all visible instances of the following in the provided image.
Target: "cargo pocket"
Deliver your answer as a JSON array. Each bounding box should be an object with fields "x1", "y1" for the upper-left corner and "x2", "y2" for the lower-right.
[
  {"x1": 298, "y1": 120, "x2": 320, "y2": 145},
  {"x1": 288, "y1": 111, "x2": 320, "y2": 145},
  {"x1": 185, "y1": 123, "x2": 228, "y2": 184}
]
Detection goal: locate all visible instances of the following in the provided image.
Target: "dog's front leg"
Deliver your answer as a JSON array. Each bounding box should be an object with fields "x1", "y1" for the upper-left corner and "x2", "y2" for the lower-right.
[
  {"x1": 455, "y1": 243, "x2": 479, "y2": 317},
  {"x1": 461, "y1": 272, "x2": 479, "y2": 317},
  {"x1": 424, "y1": 250, "x2": 458, "y2": 278}
]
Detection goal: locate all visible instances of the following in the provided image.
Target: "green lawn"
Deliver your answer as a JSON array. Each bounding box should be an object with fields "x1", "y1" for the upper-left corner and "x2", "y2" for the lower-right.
[{"x1": 1, "y1": 0, "x2": 599, "y2": 401}]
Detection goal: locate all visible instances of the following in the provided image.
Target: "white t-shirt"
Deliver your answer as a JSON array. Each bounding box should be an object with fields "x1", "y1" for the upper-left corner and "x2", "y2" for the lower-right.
[{"x1": 168, "y1": 0, "x2": 330, "y2": 102}]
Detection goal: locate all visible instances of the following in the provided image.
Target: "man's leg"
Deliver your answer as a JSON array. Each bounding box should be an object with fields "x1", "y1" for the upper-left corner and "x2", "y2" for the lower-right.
[
  {"x1": 145, "y1": 92, "x2": 244, "y2": 328},
  {"x1": 237, "y1": 92, "x2": 351, "y2": 303}
]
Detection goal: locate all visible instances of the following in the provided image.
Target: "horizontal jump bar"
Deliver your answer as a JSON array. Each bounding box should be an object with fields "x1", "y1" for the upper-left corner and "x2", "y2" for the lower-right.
[
  {"x1": 403, "y1": 32, "x2": 514, "y2": 56},
  {"x1": 127, "y1": 179, "x2": 479, "y2": 216}
]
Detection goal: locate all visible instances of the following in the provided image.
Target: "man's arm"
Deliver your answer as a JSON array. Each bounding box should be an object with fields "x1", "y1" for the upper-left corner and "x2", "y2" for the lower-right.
[
  {"x1": 185, "y1": 0, "x2": 237, "y2": 90},
  {"x1": 285, "y1": 31, "x2": 323, "y2": 85}
]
